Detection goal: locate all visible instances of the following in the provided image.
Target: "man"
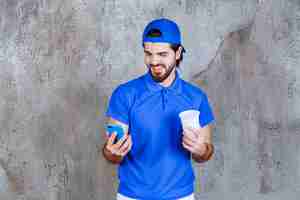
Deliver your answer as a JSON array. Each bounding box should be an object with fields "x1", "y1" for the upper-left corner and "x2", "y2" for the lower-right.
[{"x1": 102, "y1": 18, "x2": 215, "y2": 200}]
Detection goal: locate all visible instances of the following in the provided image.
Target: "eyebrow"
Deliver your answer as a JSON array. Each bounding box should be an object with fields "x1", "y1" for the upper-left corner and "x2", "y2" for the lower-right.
[{"x1": 144, "y1": 50, "x2": 169, "y2": 55}]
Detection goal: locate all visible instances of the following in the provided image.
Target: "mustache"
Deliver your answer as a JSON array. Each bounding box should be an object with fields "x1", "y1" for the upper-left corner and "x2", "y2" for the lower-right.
[{"x1": 149, "y1": 64, "x2": 165, "y2": 68}]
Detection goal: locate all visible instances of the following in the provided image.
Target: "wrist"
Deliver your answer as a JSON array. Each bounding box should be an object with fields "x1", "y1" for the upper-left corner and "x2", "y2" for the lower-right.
[{"x1": 192, "y1": 143, "x2": 214, "y2": 163}]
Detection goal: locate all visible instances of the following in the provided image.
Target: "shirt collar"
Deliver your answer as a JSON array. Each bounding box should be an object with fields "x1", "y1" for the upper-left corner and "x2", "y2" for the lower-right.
[{"x1": 143, "y1": 68, "x2": 183, "y2": 94}]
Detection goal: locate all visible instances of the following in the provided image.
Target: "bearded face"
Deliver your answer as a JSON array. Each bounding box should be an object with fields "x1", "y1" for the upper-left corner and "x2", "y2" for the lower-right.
[{"x1": 144, "y1": 42, "x2": 180, "y2": 83}]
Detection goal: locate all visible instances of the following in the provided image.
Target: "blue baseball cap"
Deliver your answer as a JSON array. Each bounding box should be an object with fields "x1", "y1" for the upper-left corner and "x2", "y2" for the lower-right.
[{"x1": 142, "y1": 18, "x2": 185, "y2": 51}]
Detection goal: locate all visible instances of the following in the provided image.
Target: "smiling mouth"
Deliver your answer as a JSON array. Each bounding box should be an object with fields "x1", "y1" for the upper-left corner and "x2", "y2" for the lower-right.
[
  {"x1": 151, "y1": 65, "x2": 164, "y2": 70},
  {"x1": 152, "y1": 66, "x2": 161, "y2": 70},
  {"x1": 152, "y1": 68, "x2": 163, "y2": 75}
]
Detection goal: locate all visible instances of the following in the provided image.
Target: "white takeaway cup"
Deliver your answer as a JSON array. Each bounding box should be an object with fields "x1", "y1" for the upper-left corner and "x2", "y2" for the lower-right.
[{"x1": 179, "y1": 110, "x2": 200, "y2": 130}]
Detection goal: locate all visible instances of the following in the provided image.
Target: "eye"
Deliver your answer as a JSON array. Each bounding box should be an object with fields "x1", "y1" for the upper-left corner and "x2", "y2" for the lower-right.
[
  {"x1": 144, "y1": 51, "x2": 151, "y2": 56},
  {"x1": 158, "y1": 52, "x2": 168, "y2": 57}
]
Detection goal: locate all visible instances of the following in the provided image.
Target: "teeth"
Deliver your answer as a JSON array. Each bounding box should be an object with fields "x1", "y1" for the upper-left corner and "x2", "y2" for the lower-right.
[{"x1": 153, "y1": 66, "x2": 162, "y2": 69}]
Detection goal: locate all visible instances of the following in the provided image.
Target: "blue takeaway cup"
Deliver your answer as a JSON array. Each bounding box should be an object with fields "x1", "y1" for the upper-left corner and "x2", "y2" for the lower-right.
[{"x1": 106, "y1": 124, "x2": 125, "y2": 142}]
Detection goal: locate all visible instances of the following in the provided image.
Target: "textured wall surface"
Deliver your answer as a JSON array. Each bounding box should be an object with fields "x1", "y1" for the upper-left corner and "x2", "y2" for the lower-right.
[{"x1": 0, "y1": 0, "x2": 299, "y2": 200}]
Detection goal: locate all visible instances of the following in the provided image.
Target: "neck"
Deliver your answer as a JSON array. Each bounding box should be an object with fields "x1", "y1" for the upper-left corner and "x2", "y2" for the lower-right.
[{"x1": 159, "y1": 68, "x2": 177, "y2": 87}]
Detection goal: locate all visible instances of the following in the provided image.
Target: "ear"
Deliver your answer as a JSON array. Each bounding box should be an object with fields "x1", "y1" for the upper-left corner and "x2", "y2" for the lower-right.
[{"x1": 175, "y1": 46, "x2": 183, "y2": 60}]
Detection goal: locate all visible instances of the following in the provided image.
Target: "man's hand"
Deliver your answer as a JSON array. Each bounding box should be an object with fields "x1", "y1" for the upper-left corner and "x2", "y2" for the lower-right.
[
  {"x1": 105, "y1": 132, "x2": 132, "y2": 157},
  {"x1": 182, "y1": 127, "x2": 207, "y2": 156},
  {"x1": 102, "y1": 132, "x2": 132, "y2": 164},
  {"x1": 182, "y1": 126, "x2": 214, "y2": 163}
]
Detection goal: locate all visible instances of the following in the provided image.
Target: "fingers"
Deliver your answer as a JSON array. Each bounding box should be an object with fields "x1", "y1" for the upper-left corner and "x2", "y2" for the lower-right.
[
  {"x1": 119, "y1": 135, "x2": 132, "y2": 156},
  {"x1": 123, "y1": 141, "x2": 133, "y2": 156},
  {"x1": 106, "y1": 133, "x2": 132, "y2": 157},
  {"x1": 182, "y1": 135, "x2": 207, "y2": 156},
  {"x1": 182, "y1": 134, "x2": 196, "y2": 153},
  {"x1": 183, "y1": 128, "x2": 198, "y2": 139},
  {"x1": 104, "y1": 131, "x2": 109, "y2": 140},
  {"x1": 183, "y1": 128, "x2": 206, "y2": 144},
  {"x1": 105, "y1": 132, "x2": 116, "y2": 154},
  {"x1": 182, "y1": 129, "x2": 197, "y2": 145},
  {"x1": 182, "y1": 128, "x2": 201, "y2": 154},
  {"x1": 182, "y1": 142, "x2": 194, "y2": 153},
  {"x1": 183, "y1": 130, "x2": 195, "y2": 141},
  {"x1": 182, "y1": 134, "x2": 195, "y2": 147},
  {"x1": 115, "y1": 133, "x2": 128, "y2": 147},
  {"x1": 107, "y1": 132, "x2": 117, "y2": 145},
  {"x1": 105, "y1": 132, "x2": 119, "y2": 154}
]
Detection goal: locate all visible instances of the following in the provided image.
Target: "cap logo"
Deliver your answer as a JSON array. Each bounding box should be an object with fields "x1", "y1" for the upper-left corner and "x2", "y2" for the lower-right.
[{"x1": 146, "y1": 28, "x2": 162, "y2": 38}]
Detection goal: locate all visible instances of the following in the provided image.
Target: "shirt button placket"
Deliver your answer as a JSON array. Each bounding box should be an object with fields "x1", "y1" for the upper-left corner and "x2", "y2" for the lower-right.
[
  {"x1": 161, "y1": 89, "x2": 165, "y2": 110},
  {"x1": 165, "y1": 89, "x2": 168, "y2": 103},
  {"x1": 161, "y1": 89, "x2": 168, "y2": 110}
]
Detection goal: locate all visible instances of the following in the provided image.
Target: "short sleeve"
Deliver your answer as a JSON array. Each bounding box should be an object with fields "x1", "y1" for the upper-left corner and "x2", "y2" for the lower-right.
[
  {"x1": 105, "y1": 85, "x2": 130, "y2": 125},
  {"x1": 199, "y1": 93, "x2": 215, "y2": 127}
]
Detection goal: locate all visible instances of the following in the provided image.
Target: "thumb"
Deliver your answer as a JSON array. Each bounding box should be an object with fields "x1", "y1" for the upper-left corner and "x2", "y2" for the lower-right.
[{"x1": 107, "y1": 132, "x2": 117, "y2": 145}]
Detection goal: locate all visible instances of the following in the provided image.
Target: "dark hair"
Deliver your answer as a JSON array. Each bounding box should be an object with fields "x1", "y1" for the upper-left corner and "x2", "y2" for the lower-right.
[
  {"x1": 144, "y1": 28, "x2": 184, "y2": 67},
  {"x1": 170, "y1": 44, "x2": 184, "y2": 67}
]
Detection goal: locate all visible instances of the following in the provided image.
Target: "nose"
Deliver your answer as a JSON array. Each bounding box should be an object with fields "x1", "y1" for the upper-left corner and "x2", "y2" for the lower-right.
[{"x1": 150, "y1": 55, "x2": 160, "y2": 66}]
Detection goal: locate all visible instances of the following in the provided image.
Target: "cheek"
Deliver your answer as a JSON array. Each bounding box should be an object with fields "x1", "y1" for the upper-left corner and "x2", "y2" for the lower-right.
[
  {"x1": 144, "y1": 56, "x2": 150, "y2": 64},
  {"x1": 164, "y1": 57, "x2": 176, "y2": 66}
]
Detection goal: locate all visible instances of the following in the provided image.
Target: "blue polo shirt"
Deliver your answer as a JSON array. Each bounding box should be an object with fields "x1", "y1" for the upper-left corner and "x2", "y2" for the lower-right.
[{"x1": 106, "y1": 69, "x2": 215, "y2": 200}]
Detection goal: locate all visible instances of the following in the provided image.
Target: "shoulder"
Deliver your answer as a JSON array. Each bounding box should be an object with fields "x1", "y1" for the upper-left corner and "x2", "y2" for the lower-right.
[
  {"x1": 114, "y1": 74, "x2": 145, "y2": 94},
  {"x1": 110, "y1": 74, "x2": 147, "y2": 106},
  {"x1": 180, "y1": 79, "x2": 207, "y2": 99}
]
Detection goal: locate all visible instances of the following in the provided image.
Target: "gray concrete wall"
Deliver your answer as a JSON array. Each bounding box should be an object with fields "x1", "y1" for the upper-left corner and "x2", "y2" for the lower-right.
[{"x1": 0, "y1": 0, "x2": 298, "y2": 199}]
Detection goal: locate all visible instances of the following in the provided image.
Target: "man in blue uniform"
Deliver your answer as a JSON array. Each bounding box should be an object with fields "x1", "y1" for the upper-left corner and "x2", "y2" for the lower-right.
[{"x1": 102, "y1": 18, "x2": 215, "y2": 200}]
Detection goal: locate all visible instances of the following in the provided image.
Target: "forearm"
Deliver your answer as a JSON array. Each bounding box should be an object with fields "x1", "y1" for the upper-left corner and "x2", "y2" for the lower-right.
[
  {"x1": 192, "y1": 143, "x2": 214, "y2": 163},
  {"x1": 102, "y1": 144, "x2": 123, "y2": 164}
]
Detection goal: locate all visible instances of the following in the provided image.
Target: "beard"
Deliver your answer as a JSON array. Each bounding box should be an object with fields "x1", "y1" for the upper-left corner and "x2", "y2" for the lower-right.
[{"x1": 148, "y1": 63, "x2": 176, "y2": 83}]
